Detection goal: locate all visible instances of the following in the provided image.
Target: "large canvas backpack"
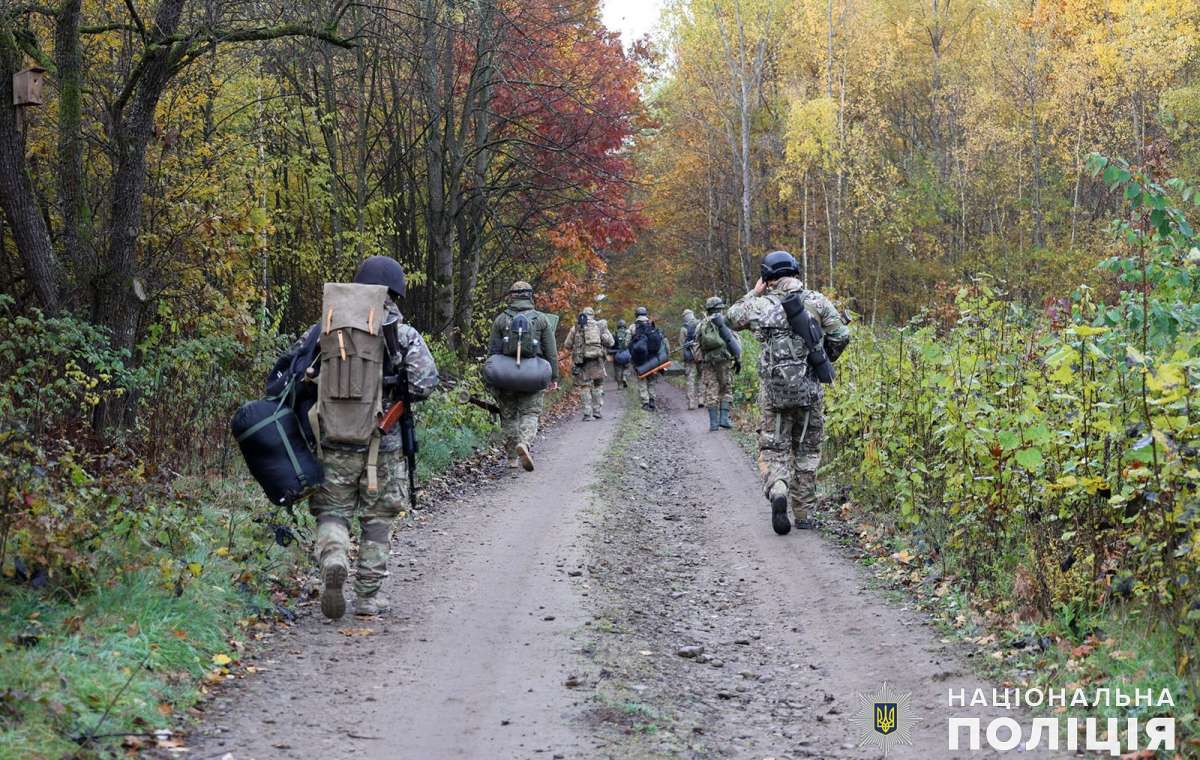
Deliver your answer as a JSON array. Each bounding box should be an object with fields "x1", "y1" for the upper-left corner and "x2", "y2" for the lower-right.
[
  {"x1": 575, "y1": 317, "x2": 605, "y2": 360},
  {"x1": 757, "y1": 294, "x2": 821, "y2": 411},
  {"x1": 629, "y1": 322, "x2": 661, "y2": 365},
  {"x1": 315, "y1": 283, "x2": 390, "y2": 447},
  {"x1": 500, "y1": 309, "x2": 543, "y2": 359},
  {"x1": 698, "y1": 318, "x2": 728, "y2": 357}
]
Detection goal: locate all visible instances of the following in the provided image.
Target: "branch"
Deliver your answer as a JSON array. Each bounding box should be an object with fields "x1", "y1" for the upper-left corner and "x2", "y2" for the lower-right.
[{"x1": 200, "y1": 24, "x2": 354, "y2": 49}]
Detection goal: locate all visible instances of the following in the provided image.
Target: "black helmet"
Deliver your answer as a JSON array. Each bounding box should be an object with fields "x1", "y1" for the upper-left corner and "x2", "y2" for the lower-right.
[
  {"x1": 353, "y1": 256, "x2": 406, "y2": 298},
  {"x1": 635, "y1": 306, "x2": 649, "y2": 317},
  {"x1": 760, "y1": 250, "x2": 799, "y2": 281}
]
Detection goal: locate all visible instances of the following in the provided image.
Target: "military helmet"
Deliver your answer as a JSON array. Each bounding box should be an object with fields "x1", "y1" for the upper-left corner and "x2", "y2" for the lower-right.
[
  {"x1": 760, "y1": 250, "x2": 800, "y2": 281},
  {"x1": 635, "y1": 306, "x2": 649, "y2": 317},
  {"x1": 582, "y1": 306, "x2": 595, "y2": 317},
  {"x1": 353, "y1": 256, "x2": 406, "y2": 298},
  {"x1": 617, "y1": 319, "x2": 627, "y2": 328},
  {"x1": 705, "y1": 296, "x2": 726, "y2": 312},
  {"x1": 509, "y1": 280, "x2": 533, "y2": 294}
]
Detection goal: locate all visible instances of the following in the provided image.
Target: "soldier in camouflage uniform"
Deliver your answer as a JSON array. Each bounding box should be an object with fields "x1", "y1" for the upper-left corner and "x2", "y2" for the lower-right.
[
  {"x1": 728, "y1": 251, "x2": 849, "y2": 534},
  {"x1": 564, "y1": 306, "x2": 614, "y2": 420},
  {"x1": 487, "y1": 281, "x2": 560, "y2": 471},
  {"x1": 629, "y1": 306, "x2": 668, "y2": 410},
  {"x1": 310, "y1": 257, "x2": 440, "y2": 619},
  {"x1": 695, "y1": 296, "x2": 742, "y2": 431},
  {"x1": 680, "y1": 309, "x2": 701, "y2": 410},
  {"x1": 612, "y1": 319, "x2": 631, "y2": 388}
]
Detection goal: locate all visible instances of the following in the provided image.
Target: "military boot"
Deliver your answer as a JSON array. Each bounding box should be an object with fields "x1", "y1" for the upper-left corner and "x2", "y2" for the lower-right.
[
  {"x1": 708, "y1": 407, "x2": 720, "y2": 431},
  {"x1": 516, "y1": 442, "x2": 535, "y2": 472},
  {"x1": 718, "y1": 401, "x2": 733, "y2": 429},
  {"x1": 320, "y1": 554, "x2": 349, "y2": 619},
  {"x1": 769, "y1": 482, "x2": 791, "y2": 536},
  {"x1": 355, "y1": 593, "x2": 391, "y2": 616}
]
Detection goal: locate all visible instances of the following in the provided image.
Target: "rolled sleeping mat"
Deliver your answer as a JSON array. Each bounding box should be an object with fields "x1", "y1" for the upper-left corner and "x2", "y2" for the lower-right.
[
  {"x1": 231, "y1": 399, "x2": 325, "y2": 506},
  {"x1": 484, "y1": 353, "x2": 553, "y2": 393},
  {"x1": 635, "y1": 342, "x2": 672, "y2": 378},
  {"x1": 780, "y1": 293, "x2": 835, "y2": 384},
  {"x1": 614, "y1": 349, "x2": 632, "y2": 366}
]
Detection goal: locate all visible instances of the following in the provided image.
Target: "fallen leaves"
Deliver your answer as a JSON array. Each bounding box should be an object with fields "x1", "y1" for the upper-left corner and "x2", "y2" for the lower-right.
[{"x1": 338, "y1": 627, "x2": 376, "y2": 637}]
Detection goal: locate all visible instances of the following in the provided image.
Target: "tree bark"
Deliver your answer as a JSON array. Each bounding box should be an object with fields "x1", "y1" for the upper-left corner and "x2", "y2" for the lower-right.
[{"x1": 0, "y1": 29, "x2": 62, "y2": 312}]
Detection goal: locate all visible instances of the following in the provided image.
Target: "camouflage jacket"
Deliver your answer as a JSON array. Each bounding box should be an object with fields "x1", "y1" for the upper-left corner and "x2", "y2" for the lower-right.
[
  {"x1": 487, "y1": 297, "x2": 560, "y2": 381},
  {"x1": 727, "y1": 277, "x2": 849, "y2": 349}
]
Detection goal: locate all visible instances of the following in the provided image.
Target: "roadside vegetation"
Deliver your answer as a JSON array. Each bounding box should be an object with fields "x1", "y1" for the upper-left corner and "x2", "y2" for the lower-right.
[
  {"x1": 0, "y1": 301, "x2": 498, "y2": 757},
  {"x1": 822, "y1": 159, "x2": 1200, "y2": 744}
]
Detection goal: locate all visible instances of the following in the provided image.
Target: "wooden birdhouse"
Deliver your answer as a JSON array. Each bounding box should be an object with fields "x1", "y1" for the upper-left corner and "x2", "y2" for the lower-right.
[{"x1": 12, "y1": 67, "x2": 48, "y2": 108}]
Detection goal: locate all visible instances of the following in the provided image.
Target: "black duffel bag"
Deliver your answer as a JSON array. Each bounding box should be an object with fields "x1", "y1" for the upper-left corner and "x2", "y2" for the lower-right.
[
  {"x1": 484, "y1": 353, "x2": 553, "y2": 393},
  {"x1": 231, "y1": 397, "x2": 325, "y2": 506}
]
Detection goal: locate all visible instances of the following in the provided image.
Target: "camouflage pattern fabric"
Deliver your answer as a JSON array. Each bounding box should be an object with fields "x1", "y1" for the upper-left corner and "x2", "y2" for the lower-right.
[
  {"x1": 636, "y1": 373, "x2": 658, "y2": 404},
  {"x1": 579, "y1": 377, "x2": 605, "y2": 417},
  {"x1": 757, "y1": 398, "x2": 824, "y2": 523},
  {"x1": 494, "y1": 388, "x2": 545, "y2": 452},
  {"x1": 309, "y1": 447, "x2": 408, "y2": 597},
  {"x1": 729, "y1": 277, "x2": 849, "y2": 521},
  {"x1": 701, "y1": 360, "x2": 733, "y2": 407},
  {"x1": 683, "y1": 363, "x2": 700, "y2": 408}
]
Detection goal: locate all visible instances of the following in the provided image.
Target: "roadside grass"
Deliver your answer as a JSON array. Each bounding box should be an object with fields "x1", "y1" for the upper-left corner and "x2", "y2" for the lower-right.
[
  {"x1": 831, "y1": 501, "x2": 1199, "y2": 750},
  {"x1": 0, "y1": 480, "x2": 297, "y2": 760}
]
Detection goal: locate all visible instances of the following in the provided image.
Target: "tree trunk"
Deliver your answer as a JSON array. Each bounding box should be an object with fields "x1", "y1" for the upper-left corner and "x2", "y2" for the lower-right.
[
  {"x1": 56, "y1": 0, "x2": 85, "y2": 281},
  {"x1": 0, "y1": 32, "x2": 62, "y2": 311}
]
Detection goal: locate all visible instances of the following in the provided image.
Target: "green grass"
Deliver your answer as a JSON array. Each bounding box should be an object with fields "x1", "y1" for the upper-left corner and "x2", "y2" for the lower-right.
[{"x1": 0, "y1": 481, "x2": 299, "y2": 759}]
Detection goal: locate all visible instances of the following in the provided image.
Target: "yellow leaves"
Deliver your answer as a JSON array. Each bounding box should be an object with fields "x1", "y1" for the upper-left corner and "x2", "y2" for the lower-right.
[{"x1": 211, "y1": 653, "x2": 232, "y2": 666}]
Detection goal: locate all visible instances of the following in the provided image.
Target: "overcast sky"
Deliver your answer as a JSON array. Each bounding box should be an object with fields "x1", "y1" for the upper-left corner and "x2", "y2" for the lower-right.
[{"x1": 601, "y1": 0, "x2": 665, "y2": 46}]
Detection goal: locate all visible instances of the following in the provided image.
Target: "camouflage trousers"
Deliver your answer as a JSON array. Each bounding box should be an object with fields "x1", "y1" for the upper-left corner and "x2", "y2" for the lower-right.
[
  {"x1": 636, "y1": 372, "x2": 658, "y2": 404},
  {"x1": 495, "y1": 389, "x2": 545, "y2": 453},
  {"x1": 701, "y1": 360, "x2": 733, "y2": 407},
  {"x1": 615, "y1": 363, "x2": 630, "y2": 387},
  {"x1": 684, "y1": 363, "x2": 701, "y2": 408},
  {"x1": 757, "y1": 398, "x2": 824, "y2": 522},
  {"x1": 579, "y1": 378, "x2": 605, "y2": 417},
  {"x1": 309, "y1": 447, "x2": 408, "y2": 597}
]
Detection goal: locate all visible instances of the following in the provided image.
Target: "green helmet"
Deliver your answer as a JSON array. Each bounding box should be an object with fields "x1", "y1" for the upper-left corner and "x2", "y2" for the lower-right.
[
  {"x1": 617, "y1": 319, "x2": 627, "y2": 328},
  {"x1": 635, "y1": 306, "x2": 648, "y2": 317},
  {"x1": 509, "y1": 280, "x2": 533, "y2": 295},
  {"x1": 705, "y1": 296, "x2": 726, "y2": 312}
]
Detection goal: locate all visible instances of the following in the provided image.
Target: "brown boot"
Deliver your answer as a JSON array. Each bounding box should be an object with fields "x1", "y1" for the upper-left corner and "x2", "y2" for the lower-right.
[
  {"x1": 320, "y1": 555, "x2": 348, "y2": 620},
  {"x1": 516, "y1": 443, "x2": 535, "y2": 472}
]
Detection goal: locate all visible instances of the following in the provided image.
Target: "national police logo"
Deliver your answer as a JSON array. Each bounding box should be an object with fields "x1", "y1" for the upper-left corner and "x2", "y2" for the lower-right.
[{"x1": 854, "y1": 683, "x2": 915, "y2": 756}]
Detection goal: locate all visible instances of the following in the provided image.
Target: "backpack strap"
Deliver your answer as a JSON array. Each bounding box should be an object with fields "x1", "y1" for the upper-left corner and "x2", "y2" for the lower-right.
[
  {"x1": 309, "y1": 404, "x2": 322, "y2": 460},
  {"x1": 366, "y1": 433, "x2": 381, "y2": 494}
]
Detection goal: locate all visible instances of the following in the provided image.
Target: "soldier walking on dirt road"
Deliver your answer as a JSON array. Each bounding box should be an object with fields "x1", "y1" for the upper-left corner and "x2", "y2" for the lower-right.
[
  {"x1": 487, "y1": 281, "x2": 560, "y2": 471},
  {"x1": 564, "y1": 306, "x2": 614, "y2": 420},
  {"x1": 695, "y1": 296, "x2": 742, "y2": 432},
  {"x1": 728, "y1": 251, "x2": 849, "y2": 535}
]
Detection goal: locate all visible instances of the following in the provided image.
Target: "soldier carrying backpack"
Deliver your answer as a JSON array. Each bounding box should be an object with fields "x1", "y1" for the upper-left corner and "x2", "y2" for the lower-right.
[
  {"x1": 486, "y1": 281, "x2": 560, "y2": 471},
  {"x1": 564, "y1": 306, "x2": 614, "y2": 420},
  {"x1": 695, "y1": 296, "x2": 743, "y2": 431},
  {"x1": 679, "y1": 309, "x2": 702, "y2": 410},
  {"x1": 307, "y1": 256, "x2": 440, "y2": 619},
  {"x1": 628, "y1": 306, "x2": 669, "y2": 410},
  {"x1": 611, "y1": 319, "x2": 632, "y2": 388},
  {"x1": 728, "y1": 251, "x2": 849, "y2": 535}
]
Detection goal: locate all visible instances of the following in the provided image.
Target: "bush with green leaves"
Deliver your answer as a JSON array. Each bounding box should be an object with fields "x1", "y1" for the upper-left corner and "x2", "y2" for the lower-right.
[{"x1": 824, "y1": 156, "x2": 1200, "y2": 675}]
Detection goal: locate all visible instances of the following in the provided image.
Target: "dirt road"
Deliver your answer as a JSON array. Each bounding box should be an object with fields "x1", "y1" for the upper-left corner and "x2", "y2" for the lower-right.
[{"x1": 189, "y1": 382, "x2": 1057, "y2": 759}]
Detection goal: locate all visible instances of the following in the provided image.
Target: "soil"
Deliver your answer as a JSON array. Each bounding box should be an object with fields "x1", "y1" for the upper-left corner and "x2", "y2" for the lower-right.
[{"x1": 181, "y1": 382, "x2": 1063, "y2": 759}]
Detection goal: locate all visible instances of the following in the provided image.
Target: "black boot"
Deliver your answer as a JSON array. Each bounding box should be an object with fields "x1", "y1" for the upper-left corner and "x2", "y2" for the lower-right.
[{"x1": 771, "y1": 490, "x2": 791, "y2": 536}]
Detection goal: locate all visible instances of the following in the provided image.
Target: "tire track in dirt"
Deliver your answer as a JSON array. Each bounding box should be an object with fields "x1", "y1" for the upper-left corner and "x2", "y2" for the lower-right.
[{"x1": 575, "y1": 382, "x2": 1064, "y2": 759}]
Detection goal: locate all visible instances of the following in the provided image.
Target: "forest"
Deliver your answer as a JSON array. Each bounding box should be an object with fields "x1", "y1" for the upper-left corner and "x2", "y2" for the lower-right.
[{"x1": 3, "y1": 0, "x2": 1200, "y2": 755}]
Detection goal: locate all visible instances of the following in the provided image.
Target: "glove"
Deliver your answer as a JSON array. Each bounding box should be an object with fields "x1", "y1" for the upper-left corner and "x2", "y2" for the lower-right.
[{"x1": 733, "y1": 359, "x2": 742, "y2": 375}]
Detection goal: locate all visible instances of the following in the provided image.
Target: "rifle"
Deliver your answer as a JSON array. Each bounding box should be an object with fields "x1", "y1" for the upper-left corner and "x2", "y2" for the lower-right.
[{"x1": 381, "y1": 314, "x2": 419, "y2": 509}]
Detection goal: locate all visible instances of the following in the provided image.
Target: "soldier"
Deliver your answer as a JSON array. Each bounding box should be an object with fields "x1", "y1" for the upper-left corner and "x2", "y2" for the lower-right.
[
  {"x1": 612, "y1": 318, "x2": 631, "y2": 388},
  {"x1": 695, "y1": 296, "x2": 743, "y2": 431},
  {"x1": 728, "y1": 251, "x2": 850, "y2": 535},
  {"x1": 680, "y1": 309, "x2": 701, "y2": 410},
  {"x1": 487, "y1": 281, "x2": 560, "y2": 471},
  {"x1": 310, "y1": 256, "x2": 440, "y2": 619},
  {"x1": 564, "y1": 306, "x2": 615, "y2": 420},
  {"x1": 629, "y1": 306, "x2": 668, "y2": 410}
]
